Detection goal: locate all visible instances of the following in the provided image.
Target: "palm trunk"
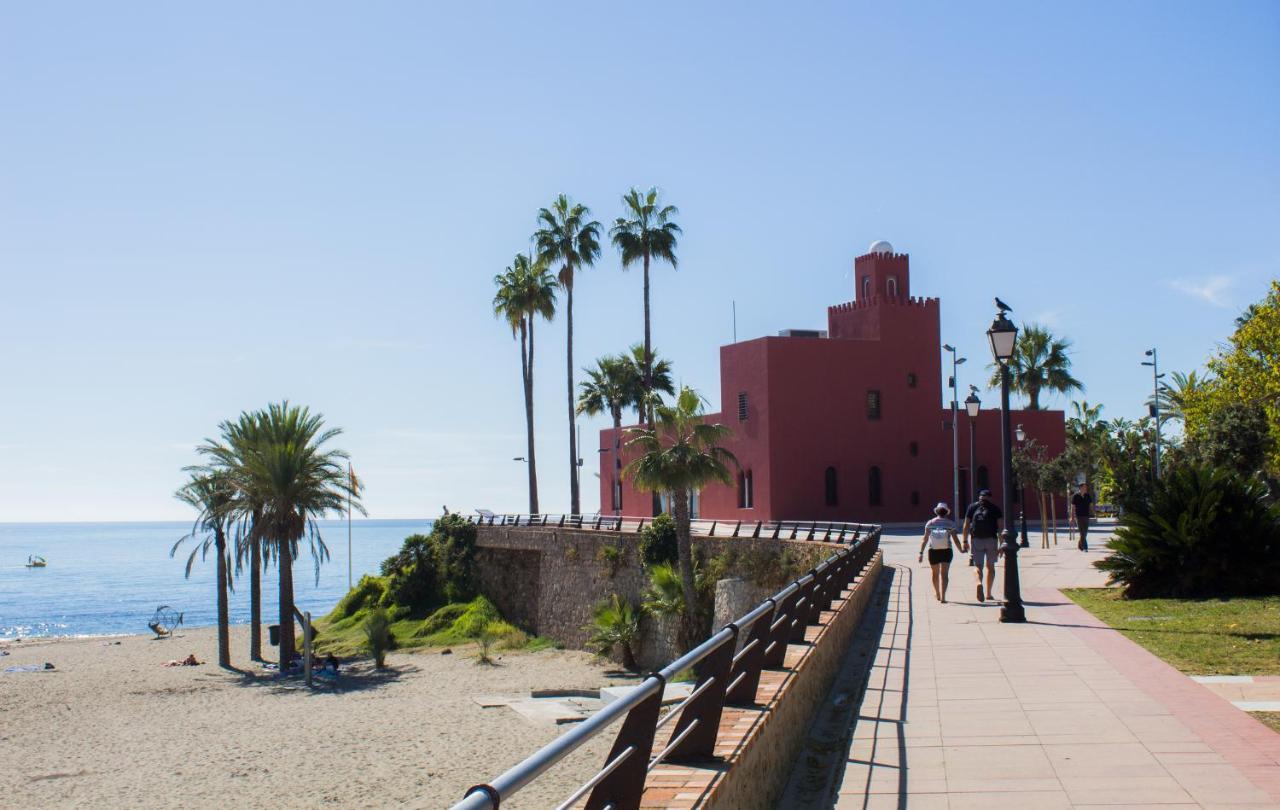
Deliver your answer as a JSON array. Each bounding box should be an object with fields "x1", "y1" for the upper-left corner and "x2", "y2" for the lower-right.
[
  {"x1": 566, "y1": 279, "x2": 580, "y2": 515},
  {"x1": 250, "y1": 537, "x2": 262, "y2": 662},
  {"x1": 672, "y1": 488, "x2": 698, "y2": 650},
  {"x1": 642, "y1": 250, "x2": 652, "y2": 426},
  {"x1": 278, "y1": 538, "x2": 296, "y2": 667},
  {"x1": 522, "y1": 319, "x2": 539, "y2": 514},
  {"x1": 215, "y1": 528, "x2": 231, "y2": 668}
]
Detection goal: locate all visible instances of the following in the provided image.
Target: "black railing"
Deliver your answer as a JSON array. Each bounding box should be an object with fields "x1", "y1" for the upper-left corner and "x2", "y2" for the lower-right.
[
  {"x1": 469, "y1": 513, "x2": 877, "y2": 544},
  {"x1": 450, "y1": 526, "x2": 881, "y2": 810}
]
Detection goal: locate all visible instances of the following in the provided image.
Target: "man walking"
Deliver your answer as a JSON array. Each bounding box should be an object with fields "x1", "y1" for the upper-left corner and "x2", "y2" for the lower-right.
[
  {"x1": 962, "y1": 488, "x2": 1003, "y2": 602},
  {"x1": 1071, "y1": 482, "x2": 1094, "y2": 551}
]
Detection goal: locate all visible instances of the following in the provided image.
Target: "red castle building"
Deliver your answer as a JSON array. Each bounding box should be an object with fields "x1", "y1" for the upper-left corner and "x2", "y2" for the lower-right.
[{"x1": 599, "y1": 241, "x2": 1067, "y2": 524}]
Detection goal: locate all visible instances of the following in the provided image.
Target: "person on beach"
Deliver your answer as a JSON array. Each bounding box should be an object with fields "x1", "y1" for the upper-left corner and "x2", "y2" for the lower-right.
[
  {"x1": 917, "y1": 502, "x2": 964, "y2": 603},
  {"x1": 1071, "y1": 481, "x2": 1094, "y2": 551},
  {"x1": 962, "y1": 489, "x2": 1003, "y2": 602}
]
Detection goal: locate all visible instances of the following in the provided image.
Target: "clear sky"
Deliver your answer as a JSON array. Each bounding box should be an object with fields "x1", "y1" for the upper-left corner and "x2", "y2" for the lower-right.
[{"x1": 1, "y1": 2, "x2": 1277, "y2": 522}]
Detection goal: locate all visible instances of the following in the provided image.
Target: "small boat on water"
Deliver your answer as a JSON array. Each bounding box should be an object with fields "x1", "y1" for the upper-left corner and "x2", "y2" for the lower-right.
[{"x1": 26, "y1": 555, "x2": 46, "y2": 568}]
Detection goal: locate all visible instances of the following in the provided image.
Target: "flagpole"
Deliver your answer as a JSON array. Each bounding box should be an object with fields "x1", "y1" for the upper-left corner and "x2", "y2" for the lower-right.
[{"x1": 347, "y1": 464, "x2": 354, "y2": 591}]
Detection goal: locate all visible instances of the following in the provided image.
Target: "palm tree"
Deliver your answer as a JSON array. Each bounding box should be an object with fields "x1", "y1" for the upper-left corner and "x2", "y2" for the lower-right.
[
  {"x1": 172, "y1": 471, "x2": 236, "y2": 668},
  {"x1": 1066, "y1": 400, "x2": 1108, "y2": 489},
  {"x1": 622, "y1": 344, "x2": 675, "y2": 423},
  {"x1": 494, "y1": 253, "x2": 557, "y2": 513},
  {"x1": 611, "y1": 188, "x2": 681, "y2": 424},
  {"x1": 578, "y1": 355, "x2": 639, "y2": 514},
  {"x1": 624, "y1": 386, "x2": 737, "y2": 646},
  {"x1": 536, "y1": 195, "x2": 602, "y2": 515},
  {"x1": 1148, "y1": 370, "x2": 1207, "y2": 424},
  {"x1": 987, "y1": 323, "x2": 1083, "y2": 409}
]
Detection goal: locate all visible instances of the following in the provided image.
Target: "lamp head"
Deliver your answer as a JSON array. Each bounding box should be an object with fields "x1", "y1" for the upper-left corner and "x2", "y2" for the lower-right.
[
  {"x1": 987, "y1": 309, "x2": 1018, "y2": 363},
  {"x1": 964, "y1": 390, "x2": 981, "y2": 418},
  {"x1": 1015, "y1": 424, "x2": 1026, "y2": 442},
  {"x1": 942, "y1": 343, "x2": 955, "y2": 352},
  {"x1": 956, "y1": 357, "x2": 967, "y2": 365},
  {"x1": 1145, "y1": 349, "x2": 1154, "y2": 356}
]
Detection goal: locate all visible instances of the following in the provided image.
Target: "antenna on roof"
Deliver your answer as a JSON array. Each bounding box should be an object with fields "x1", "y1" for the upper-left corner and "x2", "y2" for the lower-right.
[{"x1": 732, "y1": 300, "x2": 737, "y2": 343}]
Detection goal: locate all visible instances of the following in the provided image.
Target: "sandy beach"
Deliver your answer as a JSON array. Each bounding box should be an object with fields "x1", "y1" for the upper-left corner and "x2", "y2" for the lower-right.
[{"x1": 0, "y1": 626, "x2": 626, "y2": 809}]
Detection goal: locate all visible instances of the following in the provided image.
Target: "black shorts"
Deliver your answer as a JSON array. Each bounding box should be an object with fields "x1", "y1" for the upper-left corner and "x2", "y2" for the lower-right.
[{"x1": 927, "y1": 548, "x2": 954, "y2": 565}]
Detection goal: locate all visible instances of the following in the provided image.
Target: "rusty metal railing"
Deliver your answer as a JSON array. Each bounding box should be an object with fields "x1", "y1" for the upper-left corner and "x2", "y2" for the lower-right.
[
  {"x1": 449, "y1": 525, "x2": 881, "y2": 810},
  {"x1": 468, "y1": 512, "x2": 877, "y2": 544}
]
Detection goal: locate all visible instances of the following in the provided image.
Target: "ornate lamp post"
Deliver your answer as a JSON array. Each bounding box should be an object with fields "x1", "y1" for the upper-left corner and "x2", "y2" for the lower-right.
[
  {"x1": 965, "y1": 387, "x2": 981, "y2": 505},
  {"x1": 1015, "y1": 424, "x2": 1030, "y2": 547},
  {"x1": 987, "y1": 304, "x2": 1026, "y2": 623}
]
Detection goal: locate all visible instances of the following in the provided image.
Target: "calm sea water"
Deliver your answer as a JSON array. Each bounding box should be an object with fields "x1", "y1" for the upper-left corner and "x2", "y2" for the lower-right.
[{"x1": 0, "y1": 519, "x2": 432, "y2": 639}]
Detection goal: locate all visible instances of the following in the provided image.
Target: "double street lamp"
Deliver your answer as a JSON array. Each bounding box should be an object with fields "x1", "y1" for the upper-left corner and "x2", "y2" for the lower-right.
[
  {"x1": 943, "y1": 344, "x2": 967, "y2": 514},
  {"x1": 1142, "y1": 348, "x2": 1164, "y2": 479},
  {"x1": 988, "y1": 304, "x2": 1026, "y2": 623},
  {"x1": 964, "y1": 387, "x2": 981, "y2": 505}
]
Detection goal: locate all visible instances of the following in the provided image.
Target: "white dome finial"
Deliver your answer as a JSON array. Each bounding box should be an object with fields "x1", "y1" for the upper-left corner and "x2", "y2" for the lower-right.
[{"x1": 869, "y1": 240, "x2": 893, "y2": 255}]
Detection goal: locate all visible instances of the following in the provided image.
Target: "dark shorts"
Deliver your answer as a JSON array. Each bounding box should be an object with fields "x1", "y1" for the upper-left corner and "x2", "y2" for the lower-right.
[{"x1": 928, "y1": 548, "x2": 954, "y2": 565}]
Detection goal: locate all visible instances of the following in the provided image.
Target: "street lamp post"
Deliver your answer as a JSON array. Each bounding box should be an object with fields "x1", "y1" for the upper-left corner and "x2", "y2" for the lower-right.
[
  {"x1": 965, "y1": 387, "x2": 981, "y2": 506},
  {"x1": 988, "y1": 304, "x2": 1026, "y2": 623},
  {"x1": 1015, "y1": 424, "x2": 1030, "y2": 547},
  {"x1": 1142, "y1": 349, "x2": 1164, "y2": 479},
  {"x1": 943, "y1": 344, "x2": 967, "y2": 512}
]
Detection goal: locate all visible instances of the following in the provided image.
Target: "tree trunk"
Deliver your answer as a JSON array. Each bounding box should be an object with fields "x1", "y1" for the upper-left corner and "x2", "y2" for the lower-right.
[
  {"x1": 1029, "y1": 384, "x2": 1040, "y2": 410},
  {"x1": 215, "y1": 528, "x2": 231, "y2": 668},
  {"x1": 566, "y1": 278, "x2": 580, "y2": 515},
  {"x1": 250, "y1": 538, "x2": 262, "y2": 662},
  {"x1": 1039, "y1": 490, "x2": 1049, "y2": 548},
  {"x1": 672, "y1": 489, "x2": 699, "y2": 650},
  {"x1": 642, "y1": 249, "x2": 652, "y2": 426},
  {"x1": 1050, "y1": 495, "x2": 1058, "y2": 545},
  {"x1": 278, "y1": 538, "x2": 296, "y2": 667},
  {"x1": 522, "y1": 319, "x2": 539, "y2": 514}
]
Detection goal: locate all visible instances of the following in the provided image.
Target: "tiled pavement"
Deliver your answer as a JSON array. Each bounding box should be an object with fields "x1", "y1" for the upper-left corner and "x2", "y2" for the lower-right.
[{"x1": 826, "y1": 529, "x2": 1280, "y2": 809}]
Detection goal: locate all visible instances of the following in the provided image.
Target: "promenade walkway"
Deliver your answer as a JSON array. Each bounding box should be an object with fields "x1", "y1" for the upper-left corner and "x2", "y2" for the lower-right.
[{"x1": 791, "y1": 527, "x2": 1280, "y2": 809}]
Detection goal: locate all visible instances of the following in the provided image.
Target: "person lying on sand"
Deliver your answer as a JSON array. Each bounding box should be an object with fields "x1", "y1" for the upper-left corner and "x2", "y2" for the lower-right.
[{"x1": 162, "y1": 654, "x2": 201, "y2": 667}]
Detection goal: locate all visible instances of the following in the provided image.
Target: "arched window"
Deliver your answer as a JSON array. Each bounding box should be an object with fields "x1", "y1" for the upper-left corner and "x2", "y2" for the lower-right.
[
  {"x1": 869, "y1": 466, "x2": 882, "y2": 506},
  {"x1": 824, "y1": 466, "x2": 838, "y2": 506},
  {"x1": 862, "y1": 276, "x2": 871, "y2": 300},
  {"x1": 887, "y1": 276, "x2": 898, "y2": 297},
  {"x1": 738, "y1": 470, "x2": 754, "y2": 509},
  {"x1": 977, "y1": 465, "x2": 990, "y2": 492}
]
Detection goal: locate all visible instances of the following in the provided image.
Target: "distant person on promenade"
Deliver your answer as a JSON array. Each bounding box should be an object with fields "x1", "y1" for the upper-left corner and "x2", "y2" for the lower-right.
[
  {"x1": 1071, "y1": 482, "x2": 1094, "y2": 551},
  {"x1": 962, "y1": 489, "x2": 1003, "y2": 603},
  {"x1": 917, "y1": 502, "x2": 964, "y2": 603}
]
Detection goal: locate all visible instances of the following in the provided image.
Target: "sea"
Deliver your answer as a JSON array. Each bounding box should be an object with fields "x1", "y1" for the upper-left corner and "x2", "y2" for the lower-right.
[{"x1": 0, "y1": 519, "x2": 433, "y2": 639}]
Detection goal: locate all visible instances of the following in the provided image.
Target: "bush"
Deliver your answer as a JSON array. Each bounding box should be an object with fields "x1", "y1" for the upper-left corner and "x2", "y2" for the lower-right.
[
  {"x1": 585, "y1": 594, "x2": 642, "y2": 671},
  {"x1": 1096, "y1": 464, "x2": 1280, "y2": 598},
  {"x1": 332, "y1": 575, "x2": 387, "y2": 620},
  {"x1": 363, "y1": 607, "x2": 396, "y2": 668},
  {"x1": 597, "y1": 543, "x2": 625, "y2": 578},
  {"x1": 639, "y1": 513, "x2": 678, "y2": 567},
  {"x1": 379, "y1": 514, "x2": 479, "y2": 614},
  {"x1": 643, "y1": 562, "x2": 685, "y2": 616}
]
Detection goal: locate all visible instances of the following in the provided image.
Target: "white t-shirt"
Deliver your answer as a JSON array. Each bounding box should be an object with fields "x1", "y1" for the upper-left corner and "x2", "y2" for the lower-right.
[{"x1": 924, "y1": 516, "x2": 957, "y2": 550}]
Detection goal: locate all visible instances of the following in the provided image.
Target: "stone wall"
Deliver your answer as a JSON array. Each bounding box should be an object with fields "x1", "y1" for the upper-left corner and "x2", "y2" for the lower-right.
[{"x1": 474, "y1": 524, "x2": 836, "y2": 650}]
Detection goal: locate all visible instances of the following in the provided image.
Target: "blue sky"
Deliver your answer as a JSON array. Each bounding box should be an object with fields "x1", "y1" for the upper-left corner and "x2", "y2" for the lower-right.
[{"x1": 1, "y1": 2, "x2": 1276, "y2": 521}]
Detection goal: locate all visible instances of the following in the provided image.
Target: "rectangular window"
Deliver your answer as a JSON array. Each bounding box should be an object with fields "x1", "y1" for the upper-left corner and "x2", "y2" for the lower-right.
[
  {"x1": 737, "y1": 392, "x2": 748, "y2": 422},
  {"x1": 867, "y1": 390, "x2": 881, "y2": 420}
]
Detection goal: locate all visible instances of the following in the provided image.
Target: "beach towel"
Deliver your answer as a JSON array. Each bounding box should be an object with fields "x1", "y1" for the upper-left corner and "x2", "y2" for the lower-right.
[{"x1": 5, "y1": 663, "x2": 54, "y2": 673}]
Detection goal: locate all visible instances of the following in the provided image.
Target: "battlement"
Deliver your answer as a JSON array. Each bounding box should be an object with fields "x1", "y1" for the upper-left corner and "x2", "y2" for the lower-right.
[{"x1": 828, "y1": 295, "x2": 939, "y2": 314}]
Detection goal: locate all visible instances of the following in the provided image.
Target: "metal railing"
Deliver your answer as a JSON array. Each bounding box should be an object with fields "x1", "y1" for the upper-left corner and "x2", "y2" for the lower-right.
[
  {"x1": 450, "y1": 526, "x2": 882, "y2": 810},
  {"x1": 469, "y1": 512, "x2": 877, "y2": 544}
]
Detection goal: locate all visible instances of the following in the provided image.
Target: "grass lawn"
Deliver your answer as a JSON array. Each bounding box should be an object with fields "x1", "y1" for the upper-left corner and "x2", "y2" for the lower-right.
[{"x1": 1062, "y1": 588, "x2": 1280, "y2": 676}]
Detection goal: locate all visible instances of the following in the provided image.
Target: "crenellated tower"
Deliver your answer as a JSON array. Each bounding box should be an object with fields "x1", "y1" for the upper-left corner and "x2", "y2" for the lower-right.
[{"x1": 828, "y1": 241, "x2": 938, "y2": 341}]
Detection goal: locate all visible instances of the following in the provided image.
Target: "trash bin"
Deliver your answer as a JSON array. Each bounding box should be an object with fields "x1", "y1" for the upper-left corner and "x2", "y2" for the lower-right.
[{"x1": 268, "y1": 624, "x2": 280, "y2": 646}]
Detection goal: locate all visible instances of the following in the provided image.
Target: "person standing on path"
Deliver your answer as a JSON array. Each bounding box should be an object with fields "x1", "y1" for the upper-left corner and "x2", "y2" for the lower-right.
[
  {"x1": 1071, "y1": 482, "x2": 1094, "y2": 551},
  {"x1": 918, "y1": 502, "x2": 964, "y2": 603},
  {"x1": 962, "y1": 489, "x2": 1003, "y2": 602}
]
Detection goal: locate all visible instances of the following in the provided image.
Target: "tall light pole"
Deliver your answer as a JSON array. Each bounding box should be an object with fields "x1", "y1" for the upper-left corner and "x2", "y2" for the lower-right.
[
  {"x1": 943, "y1": 344, "x2": 967, "y2": 512},
  {"x1": 965, "y1": 387, "x2": 981, "y2": 506},
  {"x1": 988, "y1": 303, "x2": 1025, "y2": 623},
  {"x1": 1015, "y1": 424, "x2": 1030, "y2": 547},
  {"x1": 1142, "y1": 349, "x2": 1164, "y2": 479}
]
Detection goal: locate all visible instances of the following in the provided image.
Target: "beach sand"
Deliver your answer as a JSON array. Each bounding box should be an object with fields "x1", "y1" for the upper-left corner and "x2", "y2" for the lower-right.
[{"x1": 0, "y1": 626, "x2": 627, "y2": 808}]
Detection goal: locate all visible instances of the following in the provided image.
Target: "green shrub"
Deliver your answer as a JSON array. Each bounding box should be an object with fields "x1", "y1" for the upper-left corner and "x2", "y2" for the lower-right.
[
  {"x1": 597, "y1": 544, "x2": 625, "y2": 578},
  {"x1": 585, "y1": 594, "x2": 642, "y2": 671},
  {"x1": 378, "y1": 514, "x2": 479, "y2": 615},
  {"x1": 363, "y1": 607, "x2": 396, "y2": 668},
  {"x1": 414, "y1": 603, "x2": 470, "y2": 637},
  {"x1": 639, "y1": 514, "x2": 679, "y2": 567},
  {"x1": 450, "y1": 596, "x2": 501, "y2": 638},
  {"x1": 644, "y1": 562, "x2": 685, "y2": 616},
  {"x1": 431, "y1": 513, "x2": 479, "y2": 603},
  {"x1": 1096, "y1": 464, "x2": 1280, "y2": 598},
  {"x1": 332, "y1": 575, "x2": 387, "y2": 619}
]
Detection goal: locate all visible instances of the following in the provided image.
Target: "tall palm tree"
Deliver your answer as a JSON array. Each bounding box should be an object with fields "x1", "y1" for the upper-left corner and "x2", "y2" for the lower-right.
[
  {"x1": 622, "y1": 343, "x2": 675, "y2": 423},
  {"x1": 494, "y1": 253, "x2": 557, "y2": 513},
  {"x1": 1148, "y1": 370, "x2": 1207, "y2": 424},
  {"x1": 578, "y1": 354, "x2": 639, "y2": 514},
  {"x1": 611, "y1": 188, "x2": 681, "y2": 424},
  {"x1": 535, "y1": 195, "x2": 602, "y2": 515},
  {"x1": 987, "y1": 323, "x2": 1083, "y2": 409},
  {"x1": 1065, "y1": 400, "x2": 1107, "y2": 490},
  {"x1": 624, "y1": 386, "x2": 737, "y2": 646},
  {"x1": 172, "y1": 471, "x2": 236, "y2": 668}
]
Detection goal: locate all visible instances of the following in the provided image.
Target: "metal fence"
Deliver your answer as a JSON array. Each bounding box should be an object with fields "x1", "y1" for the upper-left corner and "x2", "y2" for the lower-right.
[
  {"x1": 468, "y1": 512, "x2": 877, "y2": 544},
  {"x1": 450, "y1": 526, "x2": 882, "y2": 810}
]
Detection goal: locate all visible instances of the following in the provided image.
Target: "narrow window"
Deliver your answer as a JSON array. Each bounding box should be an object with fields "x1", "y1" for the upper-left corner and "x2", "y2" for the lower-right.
[
  {"x1": 909, "y1": 441, "x2": 919, "y2": 457},
  {"x1": 737, "y1": 391, "x2": 748, "y2": 422},
  {"x1": 737, "y1": 470, "x2": 746, "y2": 508},
  {"x1": 867, "y1": 390, "x2": 881, "y2": 420},
  {"x1": 911, "y1": 491, "x2": 920, "y2": 506},
  {"x1": 862, "y1": 276, "x2": 871, "y2": 300},
  {"x1": 977, "y1": 466, "x2": 989, "y2": 492},
  {"x1": 612, "y1": 480, "x2": 622, "y2": 511},
  {"x1": 887, "y1": 277, "x2": 898, "y2": 297},
  {"x1": 868, "y1": 466, "x2": 882, "y2": 506},
  {"x1": 744, "y1": 471, "x2": 754, "y2": 509},
  {"x1": 907, "y1": 372, "x2": 917, "y2": 388},
  {"x1": 824, "y1": 466, "x2": 838, "y2": 506}
]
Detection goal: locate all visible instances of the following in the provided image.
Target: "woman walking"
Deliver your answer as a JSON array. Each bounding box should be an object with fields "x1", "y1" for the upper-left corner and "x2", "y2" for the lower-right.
[{"x1": 918, "y1": 502, "x2": 964, "y2": 603}]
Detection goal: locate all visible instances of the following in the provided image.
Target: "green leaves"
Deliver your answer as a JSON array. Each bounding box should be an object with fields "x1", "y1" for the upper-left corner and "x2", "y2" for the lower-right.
[
  {"x1": 610, "y1": 186, "x2": 681, "y2": 270},
  {"x1": 623, "y1": 385, "x2": 738, "y2": 496},
  {"x1": 988, "y1": 323, "x2": 1083, "y2": 409},
  {"x1": 535, "y1": 194, "x2": 602, "y2": 289}
]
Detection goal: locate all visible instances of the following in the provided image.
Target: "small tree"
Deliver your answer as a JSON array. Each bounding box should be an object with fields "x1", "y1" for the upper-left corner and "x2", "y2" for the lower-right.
[
  {"x1": 586, "y1": 595, "x2": 642, "y2": 671},
  {"x1": 363, "y1": 607, "x2": 396, "y2": 668}
]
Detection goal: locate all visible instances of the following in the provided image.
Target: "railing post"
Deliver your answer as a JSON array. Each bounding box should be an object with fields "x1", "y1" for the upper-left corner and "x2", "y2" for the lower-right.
[
  {"x1": 807, "y1": 521, "x2": 817, "y2": 541},
  {"x1": 558, "y1": 514, "x2": 566, "y2": 527},
  {"x1": 790, "y1": 574, "x2": 818, "y2": 642},
  {"x1": 667, "y1": 631, "x2": 736, "y2": 762},
  {"x1": 708, "y1": 520, "x2": 717, "y2": 537},
  {"x1": 762, "y1": 587, "x2": 798, "y2": 668},
  {"x1": 752, "y1": 521, "x2": 762, "y2": 538},
  {"x1": 594, "y1": 515, "x2": 602, "y2": 529},
  {"x1": 772, "y1": 522, "x2": 781, "y2": 539},
  {"x1": 731, "y1": 520, "x2": 742, "y2": 538},
  {"x1": 584, "y1": 684, "x2": 663, "y2": 810},
  {"x1": 637, "y1": 518, "x2": 646, "y2": 532},
  {"x1": 823, "y1": 525, "x2": 832, "y2": 542},
  {"x1": 725, "y1": 604, "x2": 773, "y2": 705}
]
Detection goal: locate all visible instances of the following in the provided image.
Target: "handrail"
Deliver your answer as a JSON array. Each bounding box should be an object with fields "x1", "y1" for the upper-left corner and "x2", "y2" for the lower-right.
[
  {"x1": 451, "y1": 523, "x2": 882, "y2": 810},
  {"x1": 470, "y1": 512, "x2": 878, "y2": 544}
]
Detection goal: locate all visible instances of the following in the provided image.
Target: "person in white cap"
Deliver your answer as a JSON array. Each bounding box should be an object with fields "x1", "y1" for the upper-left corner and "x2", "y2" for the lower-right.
[{"x1": 917, "y1": 502, "x2": 963, "y2": 603}]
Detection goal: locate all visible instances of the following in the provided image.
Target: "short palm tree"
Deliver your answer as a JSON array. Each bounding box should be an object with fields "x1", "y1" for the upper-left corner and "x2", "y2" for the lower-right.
[
  {"x1": 1066, "y1": 400, "x2": 1108, "y2": 489},
  {"x1": 536, "y1": 195, "x2": 602, "y2": 515},
  {"x1": 578, "y1": 354, "x2": 639, "y2": 514},
  {"x1": 611, "y1": 188, "x2": 680, "y2": 424},
  {"x1": 172, "y1": 471, "x2": 236, "y2": 668},
  {"x1": 625, "y1": 386, "x2": 737, "y2": 646},
  {"x1": 987, "y1": 323, "x2": 1083, "y2": 409},
  {"x1": 585, "y1": 594, "x2": 642, "y2": 671},
  {"x1": 494, "y1": 253, "x2": 557, "y2": 513}
]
